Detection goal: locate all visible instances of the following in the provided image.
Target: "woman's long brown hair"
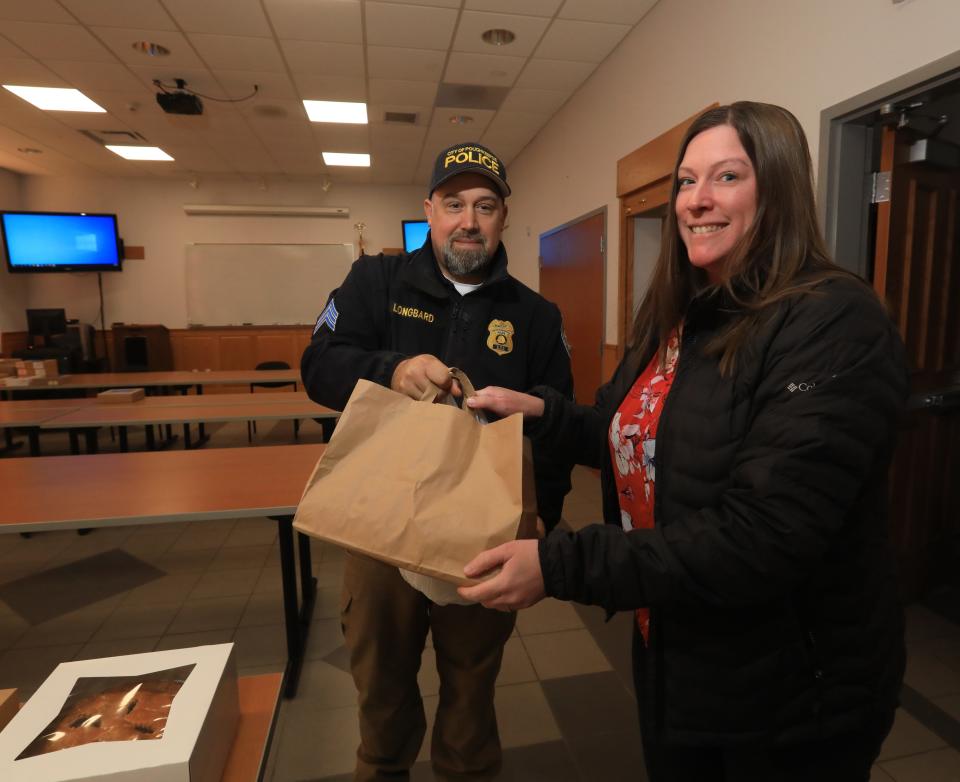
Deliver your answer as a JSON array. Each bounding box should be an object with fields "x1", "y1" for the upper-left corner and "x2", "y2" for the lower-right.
[{"x1": 630, "y1": 101, "x2": 858, "y2": 375}]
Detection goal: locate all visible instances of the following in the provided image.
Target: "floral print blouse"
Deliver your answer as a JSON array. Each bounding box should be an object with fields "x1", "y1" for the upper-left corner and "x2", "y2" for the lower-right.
[{"x1": 608, "y1": 332, "x2": 680, "y2": 642}]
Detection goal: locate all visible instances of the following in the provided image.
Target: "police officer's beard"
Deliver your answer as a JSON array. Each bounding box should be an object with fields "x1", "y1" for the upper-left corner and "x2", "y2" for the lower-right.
[{"x1": 442, "y1": 231, "x2": 491, "y2": 277}]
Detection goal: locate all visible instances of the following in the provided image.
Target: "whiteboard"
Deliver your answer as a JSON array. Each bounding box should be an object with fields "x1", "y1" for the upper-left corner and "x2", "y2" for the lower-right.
[{"x1": 185, "y1": 243, "x2": 354, "y2": 326}]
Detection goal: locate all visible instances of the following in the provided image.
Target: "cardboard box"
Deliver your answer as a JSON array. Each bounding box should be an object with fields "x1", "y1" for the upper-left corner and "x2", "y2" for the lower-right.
[
  {"x1": 0, "y1": 644, "x2": 239, "y2": 782},
  {"x1": 0, "y1": 690, "x2": 17, "y2": 732},
  {"x1": 14, "y1": 359, "x2": 59, "y2": 378},
  {"x1": 96, "y1": 388, "x2": 145, "y2": 404},
  {"x1": 0, "y1": 359, "x2": 17, "y2": 377}
]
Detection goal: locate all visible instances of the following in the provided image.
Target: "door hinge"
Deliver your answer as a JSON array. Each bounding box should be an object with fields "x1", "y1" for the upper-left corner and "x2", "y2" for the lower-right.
[
  {"x1": 600, "y1": 235, "x2": 605, "y2": 254},
  {"x1": 871, "y1": 171, "x2": 891, "y2": 204}
]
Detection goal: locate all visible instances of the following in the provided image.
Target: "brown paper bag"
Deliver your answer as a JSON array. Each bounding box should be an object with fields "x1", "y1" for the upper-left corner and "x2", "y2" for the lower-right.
[{"x1": 293, "y1": 368, "x2": 538, "y2": 585}]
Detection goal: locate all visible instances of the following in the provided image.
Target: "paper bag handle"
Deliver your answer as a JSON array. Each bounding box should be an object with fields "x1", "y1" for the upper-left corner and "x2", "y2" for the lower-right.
[{"x1": 418, "y1": 367, "x2": 486, "y2": 424}]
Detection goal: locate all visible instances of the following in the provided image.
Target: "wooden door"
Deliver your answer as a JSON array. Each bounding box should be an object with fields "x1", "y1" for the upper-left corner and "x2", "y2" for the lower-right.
[
  {"x1": 539, "y1": 212, "x2": 605, "y2": 403},
  {"x1": 874, "y1": 126, "x2": 960, "y2": 599}
]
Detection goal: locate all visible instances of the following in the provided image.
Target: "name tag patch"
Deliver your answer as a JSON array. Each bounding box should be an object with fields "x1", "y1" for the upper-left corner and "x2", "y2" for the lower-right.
[{"x1": 391, "y1": 303, "x2": 436, "y2": 323}]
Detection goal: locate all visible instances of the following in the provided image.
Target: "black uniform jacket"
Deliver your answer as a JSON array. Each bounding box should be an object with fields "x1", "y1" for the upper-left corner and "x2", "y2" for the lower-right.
[
  {"x1": 528, "y1": 275, "x2": 907, "y2": 746},
  {"x1": 301, "y1": 236, "x2": 574, "y2": 527}
]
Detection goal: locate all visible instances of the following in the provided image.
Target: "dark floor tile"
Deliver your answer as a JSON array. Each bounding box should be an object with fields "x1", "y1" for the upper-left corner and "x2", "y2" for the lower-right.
[
  {"x1": 322, "y1": 642, "x2": 351, "y2": 674},
  {"x1": 901, "y1": 683, "x2": 960, "y2": 752},
  {"x1": 567, "y1": 728, "x2": 648, "y2": 782},
  {"x1": 574, "y1": 603, "x2": 635, "y2": 693},
  {"x1": 0, "y1": 549, "x2": 165, "y2": 625},
  {"x1": 541, "y1": 671, "x2": 637, "y2": 742},
  {"x1": 496, "y1": 740, "x2": 582, "y2": 781}
]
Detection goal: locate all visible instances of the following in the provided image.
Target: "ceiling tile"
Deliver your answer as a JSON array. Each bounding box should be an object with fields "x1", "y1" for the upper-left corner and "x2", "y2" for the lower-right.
[
  {"x1": 0, "y1": 57, "x2": 70, "y2": 86},
  {"x1": 368, "y1": 79, "x2": 438, "y2": 106},
  {"x1": 2, "y1": 22, "x2": 116, "y2": 62},
  {"x1": 282, "y1": 40, "x2": 365, "y2": 77},
  {"x1": 464, "y1": 0, "x2": 562, "y2": 15},
  {"x1": 312, "y1": 123, "x2": 370, "y2": 151},
  {"x1": 443, "y1": 52, "x2": 524, "y2": 87},
  {"x1": 533, "y1": 19, "x2": 630, "y2": 63},
  {"x1": 365, "y1": 2, "x2": 457, "y2": 51},
  {"x1": 559, "y1": 0, "x2": 658, "y2": 25},
  {"x1": 292, "y1": 73, "x2": 366, "y2": 102},
  {"x1": 514, "y1": 58, "x2": 595, "y2": 91},
  {"x1": 0, "y1": 35, "x2": 28, "y2": 58},
  {"x1": 59, "y1": 0, "x2": 176, "y2": 30},
  {"x1": 163, "y1": 0, "x2": 272, "y2": 37},
  {"x1": 46, "y1": 60, "x2": 146, "y2": 92},
  {"x1": 453, "y1": 11, "x2": 549, "y2": 58},
  {"x1": 0, "y1": 0, "x2": 74, "y2": 23},
  {"x1": 370, "y1": 122, "x2": 427, "y2": 148},
  {"x1": 367, "y1": 46, "x2": 445, "y2": 82},
  {"x1": 499, "y1": 86, "x2": 569, "y2": 114},
  {"x1": 213, "y1": 69, "x2": 296, "y2": 101},
  {"x1": 188, "y1": 34, "x2": 286, "y2": 72},
  {"x1": 265, "y1": 0, "x2": 362, "y2": 44},
  {"x1": 422, "y1": 126, "x2": 482, "y2": 161},
  {"x1": 484, "y1": 109, "x2": 548, "y2": 139},
  {"x1": 93, "y1": 27, "x2": 206, "y2": 69},
  {"x1": 366, "y1": 0, "x2": 460, "y2": 8}
]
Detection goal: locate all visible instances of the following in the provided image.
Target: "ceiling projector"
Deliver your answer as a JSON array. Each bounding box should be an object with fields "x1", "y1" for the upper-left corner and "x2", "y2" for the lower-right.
[{"x1": 156, "y1": 90, "x2": 203, "y2": 115}]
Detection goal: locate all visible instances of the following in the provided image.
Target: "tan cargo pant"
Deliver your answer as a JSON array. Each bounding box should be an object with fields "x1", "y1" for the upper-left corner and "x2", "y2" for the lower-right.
[{"x1": 340, "y1": 552, "x2": 516, "y2": 781}]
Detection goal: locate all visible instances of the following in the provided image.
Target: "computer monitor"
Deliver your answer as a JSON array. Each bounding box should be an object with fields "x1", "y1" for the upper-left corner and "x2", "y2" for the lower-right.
[
  {"x1": 26, "y1": 308, "x2": 68, "y2": 347},
  {"x1": 402, "y1": 220, "x2": 429, "y2": 253}
]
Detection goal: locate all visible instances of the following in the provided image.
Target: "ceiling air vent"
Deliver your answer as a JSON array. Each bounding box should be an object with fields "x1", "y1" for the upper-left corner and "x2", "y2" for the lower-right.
[
  {"x1": 80, "y1": 129, "x2": 147, "y2": 145},
  {"x1": 384, "y1": 111, "x2": 418, "y2": 124}
]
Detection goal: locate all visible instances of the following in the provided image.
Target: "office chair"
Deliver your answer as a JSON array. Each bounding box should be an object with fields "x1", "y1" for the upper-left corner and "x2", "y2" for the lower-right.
[{"x1": 248, "y1": 360, "x2": 299, "y2": 442}]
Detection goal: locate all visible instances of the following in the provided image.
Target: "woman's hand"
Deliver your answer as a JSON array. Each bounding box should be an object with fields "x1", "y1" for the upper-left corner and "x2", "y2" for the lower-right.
[
  {"x1": 465, "y1": 387, "x2": 545, "y2": 419},
  {"x1": 457, "y1": 539, "x2": 546, "y2": 611}
]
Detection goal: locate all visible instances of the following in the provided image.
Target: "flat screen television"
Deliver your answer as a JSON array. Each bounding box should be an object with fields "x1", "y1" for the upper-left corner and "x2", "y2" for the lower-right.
[
  {"x1": 1, "y1": 211, "x2": 122, "y2": 273},
  {"x1": 402, "y1": 220, "x2": 429, "y2": 253}
]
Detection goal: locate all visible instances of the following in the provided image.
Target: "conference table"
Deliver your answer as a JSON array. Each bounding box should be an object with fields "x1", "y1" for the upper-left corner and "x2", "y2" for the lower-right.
[
  {"x1": 1, "y1": 368, "x2": 301, "y2": 394},
  {"x1": 0, "y1": 392, "x2": 336, "y2": 456},
  {"x1": 0, "y1": 444, "x2": 325, "y2": 698},
  {"x1": 40, "y1": 392, "x2": 337, "y2": 454}
]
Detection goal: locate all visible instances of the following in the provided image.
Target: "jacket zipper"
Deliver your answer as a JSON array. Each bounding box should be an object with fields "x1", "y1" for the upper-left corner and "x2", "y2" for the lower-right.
[{"x1": 443, "y1": 300, "x2": 461, "y2": 365}]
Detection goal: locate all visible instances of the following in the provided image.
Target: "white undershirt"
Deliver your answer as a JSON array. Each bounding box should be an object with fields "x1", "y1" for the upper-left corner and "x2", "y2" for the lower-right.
[{"x1": 451, "y1": 280, "x2": 482, "y2": 296}]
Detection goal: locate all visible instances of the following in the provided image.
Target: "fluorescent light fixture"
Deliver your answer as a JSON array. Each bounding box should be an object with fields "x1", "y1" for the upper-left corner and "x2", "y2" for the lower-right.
[
  {"x1": 322, "y1": 152, "x2": 370, "y2": 167},
  {"x1": 106, "y1": 145, "x2": 174, "y2": 161},
  {"x1": 2, "y1": 85, "x2": 106, "y2": 112},
  {"x1": 303, "y1": 100, "x2": 368, "y2": 124}
]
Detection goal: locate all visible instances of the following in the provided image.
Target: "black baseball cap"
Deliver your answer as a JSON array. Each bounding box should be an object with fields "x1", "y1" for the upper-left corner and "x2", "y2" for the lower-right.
[{"x1": 429, "y1": 141, "x2": 510, "y2": 198}]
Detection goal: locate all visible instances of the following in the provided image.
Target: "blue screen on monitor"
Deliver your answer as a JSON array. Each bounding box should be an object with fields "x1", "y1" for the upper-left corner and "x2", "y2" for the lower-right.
[
  {"x1": 402, "y1": 220, "x2": 429, "y2": 253},
  {"x1": 1, "y1": 212, "x2": 122, "y2": 273}
]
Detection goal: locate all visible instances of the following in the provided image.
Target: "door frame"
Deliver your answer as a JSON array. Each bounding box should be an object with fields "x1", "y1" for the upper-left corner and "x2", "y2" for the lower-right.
[{"x1": 818, "y1": 50, "x2": 960, "y2": 274}]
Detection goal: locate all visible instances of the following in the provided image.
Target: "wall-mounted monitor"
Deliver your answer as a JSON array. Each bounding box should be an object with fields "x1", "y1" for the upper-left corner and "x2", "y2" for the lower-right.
[
  {"x1": 1, "y1": 211, "x2": 122, "y2": 273},
  {"x1": 402, "y1": 220, "x2": 429, "y2": 253}
]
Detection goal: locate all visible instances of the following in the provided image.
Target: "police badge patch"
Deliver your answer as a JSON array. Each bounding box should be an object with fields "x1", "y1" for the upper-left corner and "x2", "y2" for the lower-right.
[{"x1": 486, "y1": 319, "x2": 514, "y2": 356}]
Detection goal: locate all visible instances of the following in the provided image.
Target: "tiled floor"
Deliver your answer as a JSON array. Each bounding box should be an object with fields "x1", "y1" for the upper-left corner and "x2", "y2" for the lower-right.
[{"x1": 1, "y1": 419, "x2": 959, "y2": 780}]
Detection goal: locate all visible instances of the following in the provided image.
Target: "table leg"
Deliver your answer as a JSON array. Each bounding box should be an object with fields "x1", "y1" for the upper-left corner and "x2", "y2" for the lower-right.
[
  {"x1": 28, "y1": 429, "x2": 40, "y2": 457},
  {"x1": 146, "y1": 425, "x2": 155, "y2": 450},
  {"x1": 84, "y1": 428, "x2": 99, "y2": 454},
  {"x1": 276, "y1": 516, "x2": 316, "y2": 699},
  {"x1": 119, "y1": 426, "x2": 129, "y2": 452},
  {"x1": 69, "y1": 430, "x2": 80, "y2": 455}
]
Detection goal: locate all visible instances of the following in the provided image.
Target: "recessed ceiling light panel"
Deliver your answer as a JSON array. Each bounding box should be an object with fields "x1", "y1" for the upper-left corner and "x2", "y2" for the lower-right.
[
  {"x1": 481, "y1": 28, "x2": 516, "y2": 46},
  {"x1": 322, "y1": 152, "x2": 370, "y2": 167},
  {"x1": 3, "y1": 85, "x2": 106, "y2": 112},
  {"x1": 304, "y1": 100, "x2": 368, "y2": 124},
  {"x1": 106, "y1": 145, "x2": 174, "y2": 161}
]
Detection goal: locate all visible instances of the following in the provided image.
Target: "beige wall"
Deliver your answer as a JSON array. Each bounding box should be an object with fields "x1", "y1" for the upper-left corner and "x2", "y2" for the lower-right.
[
  {"x1": 504, "y1": 0, "x2": 960, "y2": 343},
  {"x1": 0, "y1": 168, "x2": 26, "y2": 336},
  {"x1": 19, "y1": 176, "x2": 426, "y2": 330}
]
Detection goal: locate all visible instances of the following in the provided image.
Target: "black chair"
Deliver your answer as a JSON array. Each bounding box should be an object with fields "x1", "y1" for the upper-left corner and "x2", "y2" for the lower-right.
[{"x1": 248, "y1": 360, "x2": 299, "y2": 442}]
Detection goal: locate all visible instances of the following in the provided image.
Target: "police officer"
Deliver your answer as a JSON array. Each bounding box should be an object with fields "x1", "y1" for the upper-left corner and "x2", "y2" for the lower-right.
[{"x1": 302, "y1": 141, "x2": 573, "y2": 781}]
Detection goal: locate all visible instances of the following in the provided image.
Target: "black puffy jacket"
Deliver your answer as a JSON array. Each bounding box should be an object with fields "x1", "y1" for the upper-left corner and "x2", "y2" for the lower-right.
[
  {"x1": 301, "y1": 237, "x2": 574, "y2": 527},
  {"x1": 531, "y1": 275, "x2": 907, "y2": 746}
]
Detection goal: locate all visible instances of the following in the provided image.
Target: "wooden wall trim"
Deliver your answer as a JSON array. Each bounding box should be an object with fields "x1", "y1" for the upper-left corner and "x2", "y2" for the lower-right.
[{"x1": 616, "y1": 104, "x2": 718, "y2": 348}]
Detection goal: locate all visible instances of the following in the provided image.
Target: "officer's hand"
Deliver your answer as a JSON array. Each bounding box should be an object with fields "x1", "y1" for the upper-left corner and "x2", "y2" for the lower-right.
[
  {"x1": 391, "y1": 354, "x2": 457, "y2": 401},
  {"x1": 466, "y1": 386, "x2": 545, "y2": 419}
]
